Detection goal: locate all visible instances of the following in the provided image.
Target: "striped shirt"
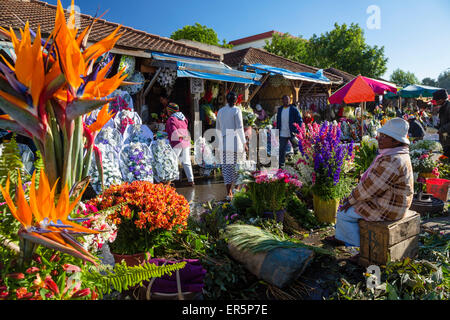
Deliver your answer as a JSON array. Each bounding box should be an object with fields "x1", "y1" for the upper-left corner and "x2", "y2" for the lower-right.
[{"x1": 348, "y1": 153, "x2": 414, "y2": 222}]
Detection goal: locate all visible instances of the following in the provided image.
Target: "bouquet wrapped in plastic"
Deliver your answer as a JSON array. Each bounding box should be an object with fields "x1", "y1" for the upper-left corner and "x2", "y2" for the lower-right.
[
  {"x1": 123, "y1": 124, "x2": 154, "y2": 145},
  {"x1": 114, "y1": 109, "x2": 142, "y2": 134},
  {"x1": 150, "y1": 133, "x2": 179, "y2": 183},
  {"x1": 89, "y1": 143, "x2": 123, "y2": 194},
  {"x1": 120, "y1": 142, "x2": 154, "y2": 183},
  {"x1": 94, "y1": 127, "x2": 123, "y2": 153},
  {"x1": 194, "y1": 137, "x2": 220, "y2": 176}
]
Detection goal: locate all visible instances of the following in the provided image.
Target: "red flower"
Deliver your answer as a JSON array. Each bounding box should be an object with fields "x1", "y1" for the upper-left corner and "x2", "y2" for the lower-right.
[
  {"x1": 6, "y1": 273, "x2": 25, "y2": 280},
  {"x1": 63, "y1": 264, "x2": 82, "y2": 273},
  {"x1": 16, "y1": 287, "x2": 33, "y2": 299},
  {"x1": 26, "y1": 267, "x2": 40, "y2": 274},
  {"x1": 44, "y1": 276, "x2": 60, "y2": 295},
  {"x1": 0, "y1": 291, "x2": 9, "y2": 299},
  {"x1": 72, "y1": 288, "x2": 91, "y2": 298}
]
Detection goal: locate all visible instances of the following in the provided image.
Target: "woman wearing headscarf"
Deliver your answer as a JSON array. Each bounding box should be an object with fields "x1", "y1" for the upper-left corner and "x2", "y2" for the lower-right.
[
  {"x1": 165, "y1": 103, "x2": 195, "y2": 186},
  {"x1": 216, "y1": 92, "x2": 248, "y2": 200}
]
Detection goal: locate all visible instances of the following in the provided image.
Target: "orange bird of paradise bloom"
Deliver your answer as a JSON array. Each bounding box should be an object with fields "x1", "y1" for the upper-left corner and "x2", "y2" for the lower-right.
[{"x1": 0, "y1": 169, "x2": 100, "y2": 265}]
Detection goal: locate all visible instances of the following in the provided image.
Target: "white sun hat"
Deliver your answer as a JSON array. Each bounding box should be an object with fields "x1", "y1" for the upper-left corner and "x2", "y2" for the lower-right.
[{"x1": 377, "y1": 118, "x2": 410, "y2": 145}]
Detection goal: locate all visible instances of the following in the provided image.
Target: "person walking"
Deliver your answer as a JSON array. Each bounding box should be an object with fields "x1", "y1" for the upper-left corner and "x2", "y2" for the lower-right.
[
  {"x1": 434, "y1": 89, "x2": 450, "y2": 157},
  {"x1": 275, "y1": 95, "x2": 303, "y2": 168},
  {"x1": 165, "y1": 103, "x2": 195, "y2": 186},
  {"x1": 216, "y1": 92, "x2": 248, "y2": 200}
]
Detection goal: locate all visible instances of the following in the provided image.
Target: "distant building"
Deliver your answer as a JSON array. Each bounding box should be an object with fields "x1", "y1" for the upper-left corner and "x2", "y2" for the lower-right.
[{"x1": 229, "y1": 30, "x2": 284, "y2": 51}]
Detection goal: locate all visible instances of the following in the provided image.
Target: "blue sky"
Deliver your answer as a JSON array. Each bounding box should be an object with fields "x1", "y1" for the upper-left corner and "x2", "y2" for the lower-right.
[{"x1": 49, "y1": 0, "x2": 450, "y2": 81}]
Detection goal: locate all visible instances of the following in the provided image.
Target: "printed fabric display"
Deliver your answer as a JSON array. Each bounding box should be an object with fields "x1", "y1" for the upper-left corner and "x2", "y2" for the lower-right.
[
  {"x1": 194, "y1": 137, "x2": 219, "y2": 176},
  {"x1": 150, "y1": 133, "x2": 179, "y2": 183},
  {"x1": 89, "y1": 143, "x2": 123, "y2": 194},
  {"x1": 119, "y1": 142, "x2": 154, "y2": 183},
  {"x1": 114, "y1": 109, "x2": 142, "y2": 134},
  {"x1": 123, "y1": 124, "x2": 154, "y2": 145}
]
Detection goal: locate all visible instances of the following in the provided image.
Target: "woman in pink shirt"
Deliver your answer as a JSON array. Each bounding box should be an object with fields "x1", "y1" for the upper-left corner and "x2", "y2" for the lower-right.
[{"x1": 165, "y1": 103, "x2": 195, "y2": 186}]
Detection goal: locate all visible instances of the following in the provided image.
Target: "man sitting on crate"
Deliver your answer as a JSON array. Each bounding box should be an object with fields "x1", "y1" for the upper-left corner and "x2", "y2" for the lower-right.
[{"x1": 326, "y1": 118, "x2": 414, "y2": 250}]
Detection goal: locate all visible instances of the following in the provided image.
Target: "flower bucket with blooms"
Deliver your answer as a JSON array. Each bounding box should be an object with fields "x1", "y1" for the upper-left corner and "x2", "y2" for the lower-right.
[
  {"x1": 87, "y1": 181, "x2": 190, "y2": 256},
  {"x1": 294, "y1": 122, "x2": 354, "y2": 223},
  {"x1": 243, "y1": 169, "x2": 302, "y2": 219}
]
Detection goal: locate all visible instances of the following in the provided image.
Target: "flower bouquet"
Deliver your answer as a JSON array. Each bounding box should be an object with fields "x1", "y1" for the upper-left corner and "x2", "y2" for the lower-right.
[
  {"x1": 202, "y1": 104, "x2": 216, "y2": 126},
  {"x1": 150, "y1": 135, "x2": 179, "y2": 183},
  {"x1": 354, "y1": 135, "x2": 378, "y2": 178},
  {"x1": 76, "y1": 202, "x2": 118, "y2": 253},
  {"x1": 194, "y1": 137, "x2": 219, "y2": 176},
  {"x1": 157, "y1": 68, "x2": 178, "y2": 89},
  {"x1": 243, "y1": 169, "x2": 302, "y2": 220},
  {"x1": 109, "y1": 89, "x2": 134, "y2": 112},
  {"x1": 240, "y1": 106, "x2": 258, "y2": 128},
  {"x1": 89, "y1": 143, "x2": 123, "y2": 194},
  {"x1": 119, "y1": 142, "x2": 154, "y2": 183},
  {"x1": 114, "y1": 109, "x2": 142, "y2": 134},
  {"x1": 87, "y1": 181, "x2": 190, "y2": 256},
  {"x1": 411, "y1": 150, "x2": 439, "y2": 176},
  {"x1": 294, "y1": 122, "x2": 354, "y2": 223},
  {"x1": 94, "y1": 127, "x2": 123, "y2": 153},
  {"x1": 123, "y1": 124, "x2": 154, "y2": 145}
]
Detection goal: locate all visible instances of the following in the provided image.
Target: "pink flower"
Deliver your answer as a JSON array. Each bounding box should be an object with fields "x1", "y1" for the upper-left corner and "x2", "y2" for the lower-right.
[{"x1": 63, "y1": 264, "x2": 82, "y2": 273}]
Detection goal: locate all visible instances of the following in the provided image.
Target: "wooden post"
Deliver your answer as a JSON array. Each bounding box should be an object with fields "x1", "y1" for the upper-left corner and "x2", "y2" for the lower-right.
[
  {"x1": 190, "y1": 78, "x2": 201, "y2": 140},
  {"x1": 361, "y1": 102, "x2": 365, "y2": 139},
  {"x1": 290, "y1": 80, "x2": 300, "y2": 104}
]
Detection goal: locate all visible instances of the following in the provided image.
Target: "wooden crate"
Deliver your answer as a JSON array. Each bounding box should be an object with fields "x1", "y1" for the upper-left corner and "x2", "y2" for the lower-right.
[{"x1": 358, "y1": 210, "x2": 420, "y2": 267}]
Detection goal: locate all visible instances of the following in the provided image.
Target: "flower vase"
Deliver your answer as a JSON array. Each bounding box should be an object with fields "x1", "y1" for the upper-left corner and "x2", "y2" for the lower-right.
[
  {"x1": 313, "y1": 194, "x2": 339, "y2": 224},
  {"x1": 112, "y1": 252, "x2": 150, "y2": 267}
]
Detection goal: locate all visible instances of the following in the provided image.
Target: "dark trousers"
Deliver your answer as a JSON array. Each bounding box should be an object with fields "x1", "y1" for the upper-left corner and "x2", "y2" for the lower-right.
[
  {"x1": 444, "y1": 145, "x2": 450, "y2": 158},
  {"x1": 279, "y1": 136, "x2": 299, "y2": 168}
]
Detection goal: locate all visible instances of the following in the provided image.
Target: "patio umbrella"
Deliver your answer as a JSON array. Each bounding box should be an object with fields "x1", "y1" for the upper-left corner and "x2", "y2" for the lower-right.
[
  {"x1": 398, "y1": 84, "x2": 442, "y2": 98},
  {"x1": 329, "y1": 75, "x2": 398, "y2": 139},
  {"x1": 329, "y1": 75, "x2": 398, "y2": 104}
]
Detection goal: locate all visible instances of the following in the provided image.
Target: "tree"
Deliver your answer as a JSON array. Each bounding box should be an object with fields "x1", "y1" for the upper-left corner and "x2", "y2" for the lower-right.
[
  {"x1": 264, "y1": 33, "x2": 308, "y2": 62},
  {"x1": 170, "y1": 23, "x2": 232, "y2": 48},
  {"x1": 389, "y1": 69, "x2": 419, "y2": 87},
  {"x1": 437, "y1": 69, "x2": 450, "y2": 92},
  {"x1": 422, "y1": 77, "x2": 437, "y2": 87},
  {"x1": 264, "y1": 23, "x2": 388, "y2": 78}
]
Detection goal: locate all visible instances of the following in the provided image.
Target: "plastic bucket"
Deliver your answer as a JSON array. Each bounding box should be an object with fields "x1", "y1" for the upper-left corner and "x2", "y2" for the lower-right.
[
  {"x1": 426, "y1": 178, "x2": 450, "y2": 202},
  {"x1": 313, "y1": 194, "x2": 339, "y2": 224}
]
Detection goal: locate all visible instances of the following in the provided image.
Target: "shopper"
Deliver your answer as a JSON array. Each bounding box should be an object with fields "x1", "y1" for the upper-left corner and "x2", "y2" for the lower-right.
[
  {"x1": 165, "y1": 103, "x2": 195, "y2": 187},
  {"x1": 407, "y1": 115, "x2": 426, "y2": 141},
  {"x1": 275, "y1": 95, "x2": 303, "y2": 168},
  {"x1": 434, "y1": 89, "x2": 450, "y2": 157},
  {"x1": 216, "y1": 92, "x2": 248, "y2": 200}
]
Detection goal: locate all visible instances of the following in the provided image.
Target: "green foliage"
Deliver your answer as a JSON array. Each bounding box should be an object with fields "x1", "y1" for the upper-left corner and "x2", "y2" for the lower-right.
[
  {"x1": 422, "y1": 77, "x2": 437, "y2": 87},
  {"x1": 231, "y1": 190, "x2": 253, "y2": 214},
  {"x1": 286, "y1": 194, "x2": 323, "y2": 230},
  {"x1": 330, "y1": 233, "x2": 450, "y2": 300},
  {"x1": 0, "y1": 136, "x2": 25, "y2": 187},
  {"x1": 389, "y1": 68, "x2": 419, "y2": 87},
  {"x1": 246, "y1": 181, "x2": 297, "y2": 216},
  {"x1": 265, "y1": 23, "x2": 388, "y2": 78},
  {"x1": 83, "y1": 260, "x2": 186, "y2": 298},
  {"x1": 225, "y1": 224, "x2": 333, "y2": 256},
  {"x1": 264, "y1": 33, "x2": 308, "y2": 62},
  {"x1": 199, "y1": 201, "x2": 239, "y2": 239},
  {"x1": 437, "y1": 69, "x2": 450, "y2": 92},
  {"x1": 353, "y1": 138, "x2": 378, "y2": 178},
  {"x1": 311, "y1": 174, "x2": 355, "y2": 201},
  {"x1": 170, "y1": 23, "x2": 232, "y2": 48}
]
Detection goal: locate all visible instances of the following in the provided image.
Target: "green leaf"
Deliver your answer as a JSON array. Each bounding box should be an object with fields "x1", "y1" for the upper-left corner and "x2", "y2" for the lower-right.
[{"x1": 65, "y1": 98, "x2": 112, "y2": 121}]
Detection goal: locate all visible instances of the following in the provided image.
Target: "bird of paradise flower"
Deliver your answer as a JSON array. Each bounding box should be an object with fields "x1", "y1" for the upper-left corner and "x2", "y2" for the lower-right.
[
  {"x1": 0, "y1": 0, "x2": 127, "y2": 191},
  {"x1": 0, "y1": 169, "x2": 100, "y2": 265}
]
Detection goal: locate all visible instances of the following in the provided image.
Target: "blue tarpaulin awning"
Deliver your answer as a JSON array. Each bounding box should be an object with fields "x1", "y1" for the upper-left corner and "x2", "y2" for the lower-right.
[
  {"x1": 243, "y1": 63, "x2": 331, "y2": 84},
  {"x1": 150, "y1": 52, "x2": 262, "y2": 85}
]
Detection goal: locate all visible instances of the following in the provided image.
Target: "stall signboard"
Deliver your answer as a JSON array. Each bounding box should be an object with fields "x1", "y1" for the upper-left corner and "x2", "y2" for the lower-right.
[{"x1": 190, "y1": 78, "x2": 204, "y2": 94}]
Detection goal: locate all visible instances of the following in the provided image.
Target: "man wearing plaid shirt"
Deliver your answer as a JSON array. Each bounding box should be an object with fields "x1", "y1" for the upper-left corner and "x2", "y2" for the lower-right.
[{"x1": 327, "y1": 118, "x2": 414, "y2": 249}]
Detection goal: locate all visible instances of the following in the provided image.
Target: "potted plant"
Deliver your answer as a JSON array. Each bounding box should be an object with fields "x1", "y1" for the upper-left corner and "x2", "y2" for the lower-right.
[
  {"x1": 243, "y1": 169, "x2": 302, "y2": 222},
  {"x1": 294, "y1": 122, "x2": 354, "y2": 224},
  {"x1": 410, "y1": 140, "x2": 443, "y2": 180},
  {"x1": 87, "y1": 181, "x2": 190, "y2": 265}
]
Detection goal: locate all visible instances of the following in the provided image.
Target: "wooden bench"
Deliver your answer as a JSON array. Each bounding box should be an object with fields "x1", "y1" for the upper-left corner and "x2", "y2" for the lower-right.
[{"x1": 358, "y1": 210, "x2": 421, "y2": 267}]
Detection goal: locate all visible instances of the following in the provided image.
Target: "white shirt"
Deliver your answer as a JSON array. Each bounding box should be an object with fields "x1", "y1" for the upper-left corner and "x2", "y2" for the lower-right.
[
  {"x1": 216, "y1": 104, "x2": 246, "y2": 152},
  {"x1": 280, "y1": 107, "x2": 291, "y2": 138}
]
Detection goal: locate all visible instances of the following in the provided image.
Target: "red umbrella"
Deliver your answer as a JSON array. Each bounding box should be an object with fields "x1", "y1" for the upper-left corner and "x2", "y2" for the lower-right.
[{"x1": 329, "y1": 75, "x2": 398, "y2": 104}]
